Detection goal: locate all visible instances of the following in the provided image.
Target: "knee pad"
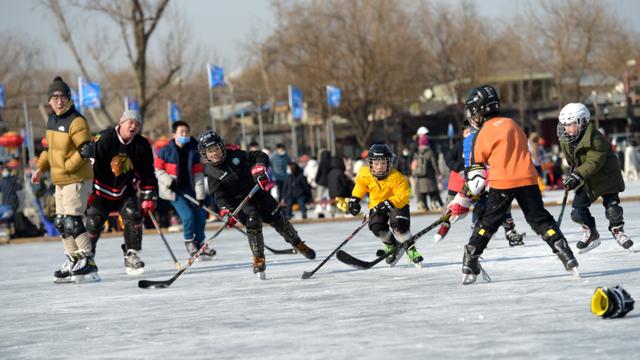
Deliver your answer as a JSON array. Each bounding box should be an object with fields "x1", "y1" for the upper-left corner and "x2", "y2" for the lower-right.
[
  {"x1": 605, "y1": 204, "x2": 624, "y2": 226},
  {"x1": 121, "y1": 201, "x2": 142, "y2": 222},
  {"x1": 571, "y1": 207, "x2": 594, "y2": 226},
  {"x1": 85, "y1": 214, "x2": 105, "y2": 236},
  {"x1": 390, "y1": 217, "x2": 410, "y2": 235},
  {"x1": 370, "y1": 222, "x2": 390, "y2": 239},
  {"x1": 63, "y1": 215, "x2": 87, "y2": 238},
  {"x1": 54, "y1": 215, "x2": 65, "y2": 235}
]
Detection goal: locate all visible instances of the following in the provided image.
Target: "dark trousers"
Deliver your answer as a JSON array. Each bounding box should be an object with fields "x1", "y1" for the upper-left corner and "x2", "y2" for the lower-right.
[
  {"x1": 285, "y1": 196, "x2": 308, "y2": 219},
  {"x1": 469, "y1": 185, "x2": 558, "y2": 253},
  {"x1": 572, "y1": 187, "x2": 622, "y2": 229}
]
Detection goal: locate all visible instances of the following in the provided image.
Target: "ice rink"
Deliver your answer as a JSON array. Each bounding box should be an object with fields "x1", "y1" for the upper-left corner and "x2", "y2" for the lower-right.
[{"x1": 1, "y1": 189, "x2": 639, "y2": 359}]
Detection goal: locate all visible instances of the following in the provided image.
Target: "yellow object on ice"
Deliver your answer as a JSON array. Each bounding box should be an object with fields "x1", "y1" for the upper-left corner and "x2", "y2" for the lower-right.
[{"x1": 591, "y1": 287, "x2": 610, "y2": 317}]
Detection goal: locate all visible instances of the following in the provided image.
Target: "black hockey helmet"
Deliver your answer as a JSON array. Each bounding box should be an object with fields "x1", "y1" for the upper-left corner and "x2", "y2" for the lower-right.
[
  {"x1": 197, "y1": 130, "x2": 225, "y2": 164},
  {"x1": 367, "y1": 143, "x2": 395, "y2": 179},
  {"x1": 465, "y1": 84, "x2": 500, "y2": 129}
]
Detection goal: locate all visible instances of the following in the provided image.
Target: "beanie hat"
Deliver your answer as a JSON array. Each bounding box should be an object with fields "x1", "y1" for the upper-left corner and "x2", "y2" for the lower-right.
[
  {"x1": 120, "y1": 109, "x2": 142, "y2": 124},
  {"x1": 48, "y1": 76, "x2": 71, "y2": 100}
]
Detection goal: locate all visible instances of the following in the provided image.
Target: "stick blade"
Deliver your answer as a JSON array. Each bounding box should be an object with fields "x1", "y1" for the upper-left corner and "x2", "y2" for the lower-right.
[
  {"x1": 301, "y1": 271, "x2": 313, "y2": 279},
  {"x1": 138, "y1": 279, "x2": 172, "y2": 289}
]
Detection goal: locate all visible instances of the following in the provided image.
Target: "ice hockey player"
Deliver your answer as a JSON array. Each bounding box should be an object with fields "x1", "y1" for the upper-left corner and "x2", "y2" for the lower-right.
[
  {"x1": 435, "y1": 126, "x2": 525, "y2": 247},
  {"x1": 557, "y1": 103, "x2": 633, "y2": 253},
  {"x1": 197, "y1": 131, "x2": 316, "y2": 280},
  {"x1": 31, "y1": 76, "x2": 98, "y2": 283},
  {"x1": 348, "y1": 143, "x2": 423, "y2": 267},
  {"x1": 453, "y1": 84, "x2": 578, "y2": 284},
  {"x1": 154, "y1": 120, "x2": 216, "y2": 260},
  {"x1": 85, "y1": 109, "x2": 157, "y2": 275}
]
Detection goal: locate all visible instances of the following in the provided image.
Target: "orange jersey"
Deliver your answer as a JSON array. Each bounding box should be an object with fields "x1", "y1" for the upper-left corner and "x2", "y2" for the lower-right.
[{"x1": 473, "y1": 116, "x2": 538, "y2": 189}]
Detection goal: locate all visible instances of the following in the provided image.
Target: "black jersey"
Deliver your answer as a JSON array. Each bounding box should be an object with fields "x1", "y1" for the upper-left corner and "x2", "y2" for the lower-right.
[
  {"x1": 92, "y1": 127, "x2": 157, "y2": 201},
  {"x1": 203, "y1": 146, "x2": 270, "y2": 209}
]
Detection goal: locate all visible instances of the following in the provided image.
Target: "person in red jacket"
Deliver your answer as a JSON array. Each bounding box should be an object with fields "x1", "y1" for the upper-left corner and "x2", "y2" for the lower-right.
[{"x1": 451, "y1": 85, "x2": 578, "y2": 284}]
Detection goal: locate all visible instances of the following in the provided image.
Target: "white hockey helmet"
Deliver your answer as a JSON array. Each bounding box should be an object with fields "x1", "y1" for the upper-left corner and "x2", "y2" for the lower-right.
[{"x1": 557, "y1": 103, "x2": 590, "y2": 143}]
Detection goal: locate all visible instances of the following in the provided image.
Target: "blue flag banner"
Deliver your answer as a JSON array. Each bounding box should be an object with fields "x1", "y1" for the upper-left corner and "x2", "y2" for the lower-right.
[
  {"x1": 125, "y1": 96, "x2": 139, "y2": 111},
  {"x1": 0, "y1": 83, "x2": 5, "y2": 108},
  {"x1": 169, "y1": 101, "x2": 182, "y2": 122},
  {"x1": 288, "y1": 85, "x2": 304, "y2": 120},
  {"x1": 71, "y1": 89, "x2": 80, "y2": 105},
  {"x1": 79, "y1": 78, "x2": 101, "y2": 109},
  {"x1": 326, "y1": 85, "x2": 341, "y2": 108},
  {"x1": 207, "y1": 63, "x2": 225, "y2": 88}
]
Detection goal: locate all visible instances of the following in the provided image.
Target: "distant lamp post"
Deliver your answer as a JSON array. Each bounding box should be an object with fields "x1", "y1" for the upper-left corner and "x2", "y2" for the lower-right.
[{"x1": 624, "y1": 58, "x2": 637, "y2": 133}]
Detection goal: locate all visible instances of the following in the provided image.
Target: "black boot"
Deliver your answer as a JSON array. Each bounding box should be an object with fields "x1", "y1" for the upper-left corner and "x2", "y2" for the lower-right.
[
  {"x1": 553, "y1": 238, "x2": 579, "y2": 272},
  {"x1": 462, "y1": 244, "x2": 484, "y2": 285}
]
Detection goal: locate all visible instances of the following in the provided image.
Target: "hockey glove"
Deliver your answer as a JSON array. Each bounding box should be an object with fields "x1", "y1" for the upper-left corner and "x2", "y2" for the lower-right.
[
  {"x1": 141, "y1": 199, "x2": 156, "y2": 216},
  {"x1": 219, "y1": 209, "x2": 238, "y2": 228},
  {"x1": 251, "y1": 164, "x2": 270, "y2": 190},
  {"x1": 563, "y1": 172, "x2": 583, "y2": 190},
  {"x1": 447, "y1": 192, "x2": 473, "y2": 223},
  {"x1": 373, "y1": 200, "x2": 394, "y2": 216},
  {"x1": 348, "y1": 197, "x2": 361, "y2": 216}
]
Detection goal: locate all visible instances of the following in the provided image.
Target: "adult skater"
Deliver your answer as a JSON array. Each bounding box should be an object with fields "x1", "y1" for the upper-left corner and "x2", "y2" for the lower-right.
[
  {"x1": 450, "y1": 84, "x2": 578, "y2": 284},
  {"x1": 32, "y1": 76, "x2": 97, "y2": 283},
  {"x1": 557, "y1": 103, "x2": 633, "y2": 253},
  {"x1": 85, "y1": 109, "x2": 157, "y2": 275},
  {"x1": 155, "y1": 120, "x2": 216, "y2": 259},
  {"x1": 348, "y1": 143, "x2": 423, "y2": 266},
  {"x1": 197, "y1": 131, "x2": 315, "y2": 279}
]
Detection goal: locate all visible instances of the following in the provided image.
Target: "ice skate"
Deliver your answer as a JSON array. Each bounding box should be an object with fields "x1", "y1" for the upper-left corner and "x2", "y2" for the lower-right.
[
  {"x1": 123, "y1": 245, "x2": 145, "y2": 275},
  {"x1": 70, "y1": 251, "x2": 100, "y2": 283},
  {"x1": 506, "y1": 230, "x2": 525, "y2": 247},
  {"x1": 461, "y1": 244, "x2": 490, "y2": 285},
  {"x1": 553, "y1": 239, "x2": 580, "y2": 277},
  {"x1": 434, "y1": 222, "x2": 450, "y2": 244},
  {"x1": 53, "y1": 253, "x2": 77, "y2": 284},
  {"x1": 253, "y1": 256, "x2": 267, "y2": 280},
  {"x1": 405, "y1": 243, "x2": 424, "y2": 268},
  {"x1": 576, "y1": 225, "x2": 601, "y2": 254},
  {"x1": 382, "y1": 242, "x2": 398, "y2": 265},
  {"x1": 184, "y1": 240, "x2": 202, "y2": 262},
  {"x1": 294, "y1": 241, "x2": 316, "y2": 260},
  {"x1": 611, "y1": 225, "x2": 634, "y2": 253},
  {"x1": 197, "y1": 242, "x2": 217, "y2": 261}
]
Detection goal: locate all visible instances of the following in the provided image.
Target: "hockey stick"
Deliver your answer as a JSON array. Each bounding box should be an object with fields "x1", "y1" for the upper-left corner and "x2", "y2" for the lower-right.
[
  {"x1": 138, "y1": 184, "x2": 260, "y2": 289},
  {"x1": 336, "y1": 211, "x2": 451, "y2": 270},
  {"x1": 147, "y1": 211, "x2": 181, "y2": 270},
  {"x1": 179, "y1": 192, "x2": 296, "y2": 255},
  {"x1": 301, "y1": 214, "x2": 370, "y2": 279},
  {"x1": 557, "y1": 187, "x2": 569, "y2": 227}
]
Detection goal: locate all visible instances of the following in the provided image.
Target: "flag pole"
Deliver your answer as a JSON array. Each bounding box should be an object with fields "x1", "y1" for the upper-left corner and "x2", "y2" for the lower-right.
[
  {"x1": 207, "y1": 63, "x2": 216, "y2": 132},
  {"x1": 78, "y1": 77, "x2": 84, "y2": 114},
  {"x1": 167, "y1": 101, "x2": 172, "y2": 134}
]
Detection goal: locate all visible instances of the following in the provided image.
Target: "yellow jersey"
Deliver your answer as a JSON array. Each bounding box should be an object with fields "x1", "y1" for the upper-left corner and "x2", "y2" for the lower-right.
[{"x1": 351, "y1": 166, "x2": 410, "y2": 209}]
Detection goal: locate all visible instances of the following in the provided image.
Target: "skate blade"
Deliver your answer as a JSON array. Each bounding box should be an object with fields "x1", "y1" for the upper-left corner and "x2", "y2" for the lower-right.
[
  {"x1": 569, "y1": 267, "x2": 581, "y2": 277},
  {"x1": 434, "y1": 235, "x2": 444, "y2": 244},
  {"x1": 71, "y1": 273, "x2": 101, "y2": 283},
  {"x1": 199, "y1": 255, "x2": 214, "y2": 261},
  {"x1": 126, "y1": 267, "x2": 145, "y2": 276},
  {"x1": 255, "y1": 271, "x2": 267, "y2": 280},
  {"x1": 54, "y1": 277, "x2": 73, "y2": 284},
  {"x1": 412, "y1": 262, "x2": 423, "y2": 269},
  {"x1": 577, "y1": 239, "x2": 601, "y2": 254}
]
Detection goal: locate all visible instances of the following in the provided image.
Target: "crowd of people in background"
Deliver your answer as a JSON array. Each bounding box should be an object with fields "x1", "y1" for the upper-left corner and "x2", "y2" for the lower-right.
[{"x1": 1, "y1": 110, "x2": 640, "y2": 243}]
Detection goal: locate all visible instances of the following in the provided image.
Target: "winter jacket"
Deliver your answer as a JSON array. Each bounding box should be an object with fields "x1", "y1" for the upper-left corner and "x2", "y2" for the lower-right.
[
  {"x1": 315, "y1": 150, "x2": 332, "y2": 187},
  {"x1": 560, "y1": 121, "x2": 625, "y2": 201},
  {"x1": 0, "y1": 174, "x2": 21, "y2": 211},
  {"x1": 91, "y1": 127, "x2": 156, "y2": 202},
  {"x1": 395, "y1": 153, "x2": 413, "y2": 176},
  {"x1": 203, "y1": 146, "x2": 271, "y2": 209},
  {"x1": 154, "y1": 138, "x2": 205, "y2": 201},
  {"x1": 352, "y1": 167, "x2": 410, "y2": 209},
  {"x1": 412, "y1": 147, "x2": 440, "y2": 193},
  {"x1": 269, "y1": 151, "x2": 291, "y2": 182},
  {"x1": 472, "y1": 116, "x2": 537, "y2": 189},
  {"x1": 327, "y1": 157, "x2": 354, "y2": 199},
  {"x1": 281, "y1": 164, "x2": 312, "y2": 201},
  {"x1": 36, "y1": 105, "x2": 93, "y2": 185}
]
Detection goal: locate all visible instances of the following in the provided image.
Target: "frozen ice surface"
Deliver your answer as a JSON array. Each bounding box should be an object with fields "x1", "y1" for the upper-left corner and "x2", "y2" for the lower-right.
[{"x1": 1, "y1": 189, "x2": 640, "y2": 359}]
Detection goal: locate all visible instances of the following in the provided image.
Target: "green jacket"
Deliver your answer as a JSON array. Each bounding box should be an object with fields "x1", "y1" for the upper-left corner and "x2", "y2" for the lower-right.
[{"x1": 559, "y1": 121, "x2": 624, "y2": 201}]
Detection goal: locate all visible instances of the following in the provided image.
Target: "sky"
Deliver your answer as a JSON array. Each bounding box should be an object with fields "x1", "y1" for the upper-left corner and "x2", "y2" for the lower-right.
[{"x1": 1, "y1": 0, "x2": 639, "y2": 76}]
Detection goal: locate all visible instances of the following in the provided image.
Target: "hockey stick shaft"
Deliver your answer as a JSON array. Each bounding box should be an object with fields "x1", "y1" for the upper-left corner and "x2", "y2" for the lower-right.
[
  {"x1": 180, "y1": 191, "x2": 294, "y2": 255},
  {"x1": 557, "y1": 187, "x2": 569, "y2": 227},
  {"x1": 147, "y1": 211, "x2": 181, "y2": 270},
  {"x1": 301, "y1": 215, "x2": 369, "y2": 279},
  {"x1": 138, "y1": 184, "x2": 260, "y2": 289}
]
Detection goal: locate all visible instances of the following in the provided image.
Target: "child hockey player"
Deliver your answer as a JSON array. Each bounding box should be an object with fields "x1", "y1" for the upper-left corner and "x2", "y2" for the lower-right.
[
  {"x1": 197, "y1": 131, "x2": 316, "y2": 279},
  {"x1": 348, "y1": 144, "x2": 423, "y2": 267},
  {"x1": 454, "y1": 85, "x2": 578, "y2": 284},
  {"x1": 85, "y1": 109, "x2": 157, "y2": 275},
  {"x1": 557, "y1": 103, "x2": 633, "y2": 253}
]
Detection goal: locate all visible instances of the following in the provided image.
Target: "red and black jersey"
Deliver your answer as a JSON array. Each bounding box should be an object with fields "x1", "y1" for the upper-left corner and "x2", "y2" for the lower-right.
[{"x1": 92, "y1": 127, "x2": 157, "y2": 201}]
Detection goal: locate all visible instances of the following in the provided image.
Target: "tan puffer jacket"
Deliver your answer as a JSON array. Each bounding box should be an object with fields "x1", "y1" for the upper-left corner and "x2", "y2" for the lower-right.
[{"x1": 36, "y1": 105, "x2": 93, "y2": 185}]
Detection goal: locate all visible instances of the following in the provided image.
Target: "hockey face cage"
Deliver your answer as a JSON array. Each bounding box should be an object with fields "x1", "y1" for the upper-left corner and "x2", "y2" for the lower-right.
[
  {"x1": 367, "y1": 144, "x2": 395, "y2": 180},
  {"x1": 557, "y1": 103, "x2": 590, "y2": 143},
  {"x1": 197, "y1": 131, "x2": 226, "y2": 164}
]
